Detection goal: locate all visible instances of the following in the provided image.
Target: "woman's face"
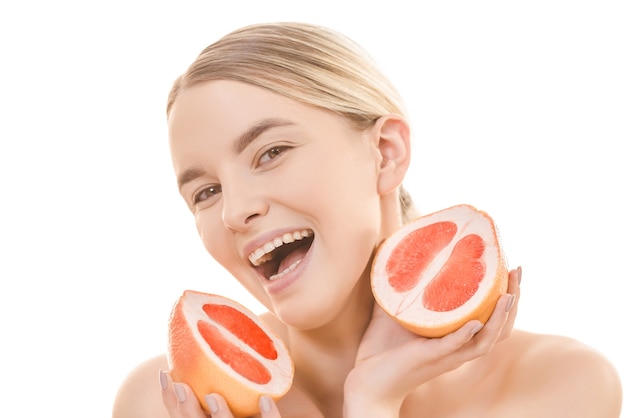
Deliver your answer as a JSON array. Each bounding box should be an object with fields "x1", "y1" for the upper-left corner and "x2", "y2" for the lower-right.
[{"x1": 168, "y1": 80, "x2": 385, "y2": 329}]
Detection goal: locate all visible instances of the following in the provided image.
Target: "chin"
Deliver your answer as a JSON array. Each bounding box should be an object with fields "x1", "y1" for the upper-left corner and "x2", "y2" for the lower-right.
[{"x1": 271, "y1": 298, "x2": 330, "y2": 331}]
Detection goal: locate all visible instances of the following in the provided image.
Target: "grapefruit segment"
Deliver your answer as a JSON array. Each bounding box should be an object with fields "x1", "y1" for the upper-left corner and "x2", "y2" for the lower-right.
[
  {"x1": 387, "y1": 221, "x2": 457, "y2": 292},
  {"x1": 168, "y1": 291, "x2": 294, "y2": 417},
  {"x1": 424, "y1": 234, "x2": 486, "y2": 312},
  {"x1": 196, "y1": 320, "x2": 272, "y2": 385},
  {"x1": 371, "y1": 204, "x2": 508, "y2": 338},
  {"x1": 202, "y1": 303, "x2": 278, "y2": 360}
]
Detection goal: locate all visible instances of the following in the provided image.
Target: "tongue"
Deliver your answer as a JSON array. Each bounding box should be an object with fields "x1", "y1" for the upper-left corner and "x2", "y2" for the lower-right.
[{"x1": 277, "y1": 246, "x2": 308, "y2": 274}]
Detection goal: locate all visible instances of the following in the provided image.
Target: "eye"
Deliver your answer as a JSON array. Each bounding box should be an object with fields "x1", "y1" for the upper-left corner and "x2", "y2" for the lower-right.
[
  {"x1": 258, "y1": 145, "x2": 289, "y2": 166},
  {"x1": 192, "y1": 185, "x2": 222, "y2": 205}
]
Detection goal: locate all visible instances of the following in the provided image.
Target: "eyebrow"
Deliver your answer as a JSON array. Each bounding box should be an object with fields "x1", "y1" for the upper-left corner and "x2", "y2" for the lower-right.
[
  {"x1": 177, "y1": 167, "x2": 207, "y2": 191},
  {"x1": 176, "y1": 118, "x2": 295, "y2": 191},
  {"x1": 233, "y1": 118, "x2": 294, "y2": 154}
]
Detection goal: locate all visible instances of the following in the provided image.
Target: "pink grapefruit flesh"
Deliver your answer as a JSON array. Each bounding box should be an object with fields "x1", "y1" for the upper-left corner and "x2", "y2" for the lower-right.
[
  {"x1": 372, "y1": 204, "x2": 508, "y2": 337},
  {"x1": 168, "y1": 291, "x2": 294, "y2": 417}
]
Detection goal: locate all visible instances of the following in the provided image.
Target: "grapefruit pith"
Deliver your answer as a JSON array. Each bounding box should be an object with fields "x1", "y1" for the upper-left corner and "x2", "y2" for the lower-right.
[
  {"x1": 167, "y1": 290, "x2": 294, "y2": 417},
  {"x1": 371, "y1": 204, "x2": 508, "y2": 338}
]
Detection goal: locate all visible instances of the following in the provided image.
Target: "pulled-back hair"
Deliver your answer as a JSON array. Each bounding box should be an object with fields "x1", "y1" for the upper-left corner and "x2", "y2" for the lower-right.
[{"x1": 167, "y1": 22, "x2": 417, "y2": 222}]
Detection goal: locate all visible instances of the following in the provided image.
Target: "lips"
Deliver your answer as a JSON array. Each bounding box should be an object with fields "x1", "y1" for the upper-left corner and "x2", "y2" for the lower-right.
[{"x1": 248, "y1": 229, "x2": 314, "y2": 281}]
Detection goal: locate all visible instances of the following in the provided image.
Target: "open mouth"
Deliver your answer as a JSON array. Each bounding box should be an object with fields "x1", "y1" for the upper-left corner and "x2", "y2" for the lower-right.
[{"x1": 248, "y1": 229, "x2": 314, "y2": 281}]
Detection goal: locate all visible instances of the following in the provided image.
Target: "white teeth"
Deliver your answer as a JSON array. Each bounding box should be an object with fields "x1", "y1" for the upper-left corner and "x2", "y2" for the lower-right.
[
  {"x1": 263, "y1": 241, "x2": 275, "y2": 253},
  {"x1": 248, "y1": 229, "x2": 313, "y2": 266},
  {"x1": 268, "y1": 259, "x2": 302, "y2": 281}
]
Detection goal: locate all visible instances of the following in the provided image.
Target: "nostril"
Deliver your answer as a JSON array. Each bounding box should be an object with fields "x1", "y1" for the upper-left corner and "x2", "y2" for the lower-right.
[
  {"x1": 245, "y1": 213, "x2": 261, "y2": 224},
  {"x1": 223, "y1": 209, "x2": 264, "y2": 231},
  {"x1": 221, "y1": 191, "x2": 268, "y2": 230}
]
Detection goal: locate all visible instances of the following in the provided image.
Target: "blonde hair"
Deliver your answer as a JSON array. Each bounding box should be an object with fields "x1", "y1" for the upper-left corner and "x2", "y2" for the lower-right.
[{"x1": 167, "y1": 22, "x2": 417, "y2": 222}]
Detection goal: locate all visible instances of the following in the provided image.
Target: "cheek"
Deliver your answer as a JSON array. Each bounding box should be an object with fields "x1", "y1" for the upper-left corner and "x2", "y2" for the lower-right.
[
  {"x1": 195, "y1": 211, "x2": 233, "y2": 266},
  {"x1": 195, "y1": 211, "x2": 274, "y2": 310},
  {"x1": 287, "y1": 148, "x2": 379, "y2": 207},
  {"x1": 289, "y1": 146, "x2": 382, "y2": 254}
]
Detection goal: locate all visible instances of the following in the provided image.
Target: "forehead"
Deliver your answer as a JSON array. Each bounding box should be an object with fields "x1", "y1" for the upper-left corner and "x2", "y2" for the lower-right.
[
  {"x1": 167, "y1": 80, "x2": 358, "y2": 174},
  {"x1": 170, "y1": 80, "x2": 295, "y2": 126},
  {"x1": 167, "y1": 81, "x2": 291, "y2": 166},
  {"x1": 167, "y1": 79, "x2": 365, "y2": 149}
]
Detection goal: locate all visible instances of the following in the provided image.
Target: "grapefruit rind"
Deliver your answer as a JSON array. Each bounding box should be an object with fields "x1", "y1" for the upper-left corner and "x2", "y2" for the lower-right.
[
  {"x1": 371, "y1": 204, "x2": 508, "y2": 338},
  {"x1": 167, "y1": 290, "x2": 294, "y2": 417}
]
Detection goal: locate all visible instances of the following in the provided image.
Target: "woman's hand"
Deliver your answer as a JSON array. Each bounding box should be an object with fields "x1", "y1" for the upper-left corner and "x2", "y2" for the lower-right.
[
  {"x1": 160, "y1": 371, "x2": 282, "y2": 418},
  {"x1": 344, "y1": 267, "x2": 522, "y2": 418}
]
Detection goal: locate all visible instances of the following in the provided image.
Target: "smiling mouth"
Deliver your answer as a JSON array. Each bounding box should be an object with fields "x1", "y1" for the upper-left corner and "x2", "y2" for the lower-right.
[{"x1": 248, "y1": 229, "x2": 314, "y2": 281}]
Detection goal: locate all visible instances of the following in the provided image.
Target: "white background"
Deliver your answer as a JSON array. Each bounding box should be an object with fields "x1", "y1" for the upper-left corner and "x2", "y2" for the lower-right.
[{"x1": 0, "y1": 1, "x2": 624, "y2": 417}]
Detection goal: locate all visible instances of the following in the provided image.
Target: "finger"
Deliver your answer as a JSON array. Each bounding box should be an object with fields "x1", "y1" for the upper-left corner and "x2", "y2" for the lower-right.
[
  {"x1": 471, "y1": 266, "x2": 522, "y2": 342},
  {"x1": 160, "y1": 372, "x2": 209, "y2": 418},
  {"x1": 160, "y1": 370, "x2": 182, "y2": 417},
  {"x1": 507, "y1": 266, "x2": 522, "y2": 297},
  {"x1": 204, "y1": 393, "x2": 234, "y2": 418},
  {"x1": 392, "y1": 320, "x2": 486, "y2": 387},
  {"x1": 440, "y1": 319, "x2": 485, "y2": 349},
  {"x1": 259, "y1": 395, "x2": 282, "y2": 418},
  {"x1": 405, "y1": 319, "x2": 484, "y2": 366},
  {"x1": 499, "y1": 266, "x2": 522, "y2": 340},
  {"x1": 460, "y1": 290, "x2": 514, "y2": 358},
  {"x1": 172, "y1": 383, "x2": 209, "y2": 417}
]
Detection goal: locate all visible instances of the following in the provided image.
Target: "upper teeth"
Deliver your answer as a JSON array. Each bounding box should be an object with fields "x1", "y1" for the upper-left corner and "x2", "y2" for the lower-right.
[{"x1": 249, "y1": 229, "x2": 312, "y2": 266}]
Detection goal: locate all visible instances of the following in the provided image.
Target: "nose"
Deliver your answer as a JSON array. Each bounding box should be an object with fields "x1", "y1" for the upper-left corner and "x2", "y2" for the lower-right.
[{"x1": 221, "y1": 182, "x2": 268, "y2": 232}]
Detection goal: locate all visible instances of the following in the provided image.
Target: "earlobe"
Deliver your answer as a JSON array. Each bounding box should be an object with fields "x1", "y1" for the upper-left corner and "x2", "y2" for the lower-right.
[{"x1": 373, "y1": 114, "x2": 411, "y2": 195}]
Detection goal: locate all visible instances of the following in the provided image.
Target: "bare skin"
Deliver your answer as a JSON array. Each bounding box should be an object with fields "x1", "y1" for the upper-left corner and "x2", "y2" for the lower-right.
[
  {"x1": 112, "y1": 80, "x2": 622, "y2": 417},
  {"x1": 113, "y1": 273, "x2": 622, "y2": 417}
]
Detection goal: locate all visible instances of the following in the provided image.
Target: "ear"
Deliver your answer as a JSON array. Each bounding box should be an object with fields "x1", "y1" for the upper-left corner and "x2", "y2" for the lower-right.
[{"x1": 370, "y1": 114, "x2": 411, "y2": 195}]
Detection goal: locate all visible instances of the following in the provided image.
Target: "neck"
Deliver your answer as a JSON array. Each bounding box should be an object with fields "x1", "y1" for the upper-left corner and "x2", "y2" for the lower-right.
[
  {"x1": 287, "y1": 273, "x2": 375, "y2": 417},
  {"x1": 282, "y1": 194, "x2": 405, "y2": 416}
]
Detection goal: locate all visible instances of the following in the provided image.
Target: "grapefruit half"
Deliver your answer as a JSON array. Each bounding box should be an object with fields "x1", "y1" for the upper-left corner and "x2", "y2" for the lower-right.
[
  {"x1": 167, "y1": 290, "x2": 294, "y2": 416},
  {"x1": 371, "y1": 204, "x2": 508, "y2": 338}
]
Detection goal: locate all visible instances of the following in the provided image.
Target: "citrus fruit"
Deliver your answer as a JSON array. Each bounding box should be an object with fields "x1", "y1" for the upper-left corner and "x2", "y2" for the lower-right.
[
  {"x1": 371, "y1": 204, "x2": 508, "y2": 338},
  {"x1": 167, "y1": 290, "x2": 294, "y2": 416}
]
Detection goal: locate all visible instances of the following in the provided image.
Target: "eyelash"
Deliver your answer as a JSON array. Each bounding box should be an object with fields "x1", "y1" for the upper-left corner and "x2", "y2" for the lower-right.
[
  {"x1": 192, "y1": 185, "x2": 222, "y2": 205},
  {"x1": 258, "y1": 145, "x2": 289, "y2": 166}
]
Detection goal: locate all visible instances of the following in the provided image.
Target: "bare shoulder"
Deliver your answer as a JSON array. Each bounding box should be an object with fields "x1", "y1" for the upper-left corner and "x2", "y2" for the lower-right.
[
  {"x1": 112, "y1": 354, "x2": 170, "y2": 418},
  {"x1": 505, "y1": 330, "x2": 622, "y2": 417}
]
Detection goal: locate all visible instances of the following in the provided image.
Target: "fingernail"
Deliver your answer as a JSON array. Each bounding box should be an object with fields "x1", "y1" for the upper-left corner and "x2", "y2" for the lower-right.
[
  {"x1": 205, "y1": 394, "x2": 219, "y2": 414},
  {"x1": 470, "y1": 322, "x2": 484, "y2": 336},
  {"x1": 517, "y1": 266, "x2": 522, "y2": 285},
  {"x1": 505, "y1": 293, "x2": 516, "y2": 312},
  {"x1": 259, "y1": 395, "x2": 272, "y2": 413},
  {"x1": 159, "y1": 370, "x2": 168, "y2": 390},
  {"x1": 173, "y1": 383, "x2": 186, "y2": 403}
]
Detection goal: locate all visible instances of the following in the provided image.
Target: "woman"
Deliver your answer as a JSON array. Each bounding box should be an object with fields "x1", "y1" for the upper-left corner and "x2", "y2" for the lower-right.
[{"x1": 113, "y1": 22, "x2": 622, "y2": 417}]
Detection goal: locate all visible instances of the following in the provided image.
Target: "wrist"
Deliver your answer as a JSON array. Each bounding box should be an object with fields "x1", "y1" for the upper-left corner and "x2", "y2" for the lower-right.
[
  {"x1": 343, "y1": 400, "x2": 399, "y2": 418},
  {"x1": 343, "y1": 375, "x2": 402, "y2": 418}
]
